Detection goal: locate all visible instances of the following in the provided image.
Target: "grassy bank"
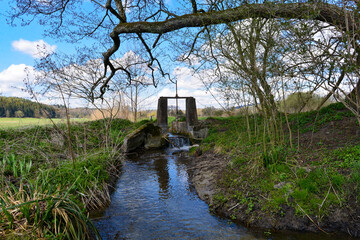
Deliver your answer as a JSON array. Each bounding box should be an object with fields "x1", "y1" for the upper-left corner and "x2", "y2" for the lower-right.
[
  {"x1": 195, "y1": 102, "x2": 360, "y2": 235},
  {"x1": 0, "y1": 118, "x2": 145, "y2": 239}
]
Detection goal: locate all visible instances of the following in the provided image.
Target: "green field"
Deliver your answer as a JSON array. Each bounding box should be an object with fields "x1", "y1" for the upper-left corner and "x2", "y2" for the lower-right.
[{"x1": 0, "y1": 118, "x2": 89, "y2": 129}]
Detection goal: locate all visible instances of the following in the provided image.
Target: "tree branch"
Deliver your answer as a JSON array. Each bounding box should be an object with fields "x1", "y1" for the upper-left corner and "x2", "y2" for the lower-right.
[
  {"x1": 190, "y1": 0, "x2": 198, "y2": 13},
  {"x1": 94, "y1": 2, "x2": 358, "y2": 99},
  {"x1": 106, "y1": 0, "x2": 126, "y2": 22},
  {"x1": 112, "y1": 3, "x2": 356, "y2": 35}
]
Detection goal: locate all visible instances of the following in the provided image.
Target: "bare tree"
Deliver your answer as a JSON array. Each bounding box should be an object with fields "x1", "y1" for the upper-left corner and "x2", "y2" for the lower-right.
[
  {"x1": 27, "y1": 48, "x2": 133, "y2": 151},
  {"x1": 112, "y1": 51, "x2": 153, "y2": 122},
  {"x1": 8, "y1": 0, "x2": 359, "y2": 100},
  {"x1": 205, "y1": 19, "x2": 282, "y2": 116}
]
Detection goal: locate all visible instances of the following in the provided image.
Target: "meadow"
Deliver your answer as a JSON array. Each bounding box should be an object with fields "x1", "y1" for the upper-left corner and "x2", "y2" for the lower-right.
[{"x1": 0, "y1": 118, "x2": 89, "y2": 129}]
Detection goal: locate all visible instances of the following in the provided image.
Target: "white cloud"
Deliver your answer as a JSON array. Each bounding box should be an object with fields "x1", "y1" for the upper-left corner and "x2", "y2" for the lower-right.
[
  {"x1": 172, "y1": 67, "x2": 204, "y2": 90},
  {"x1": 0, "y1": 64, "x2": 34, "y2": 98},
  {"x1": 0, "y1": 64, "x2": 89, "y2": 107},
  {"x1": 138, "y1": 65, "x2": 227, "y2": 109},
  {"x1": 142, "y1": 85, "x2": 223, "y2": 110},
  {"x1": 12, "y1": 39, "x2": 57, "y2": 59},
  {"x1": 0, "y1": 55, "x2": 224, "y2": 110},
  {"x1": 40, "y1": 96, "x2": 88, "y2": 108}
]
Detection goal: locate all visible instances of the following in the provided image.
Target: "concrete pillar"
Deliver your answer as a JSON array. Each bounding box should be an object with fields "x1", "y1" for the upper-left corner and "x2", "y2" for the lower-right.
[
  {"x1": 157, "y1": 97, "x2": 168, "y2": 131},
  {"x1": 186, "y1": 97, "x2": 198, "y2": 130}
]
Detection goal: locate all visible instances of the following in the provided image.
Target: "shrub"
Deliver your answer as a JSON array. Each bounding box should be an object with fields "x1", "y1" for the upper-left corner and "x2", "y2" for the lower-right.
[{"x1": 280, "y1": 92, "x2": 328, "y2": 113}]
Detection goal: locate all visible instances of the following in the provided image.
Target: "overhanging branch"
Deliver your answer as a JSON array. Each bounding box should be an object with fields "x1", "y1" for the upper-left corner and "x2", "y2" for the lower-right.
[
  {"x1": 94, "y1": 2, "x2": 358, "y2": 99},
  {"x1": 113, "y1": 3, "x2": 356, "y2": 35}
]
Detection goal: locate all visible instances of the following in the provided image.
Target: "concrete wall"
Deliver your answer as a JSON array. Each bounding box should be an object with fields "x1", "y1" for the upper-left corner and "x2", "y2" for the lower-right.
[
  {"x1": 157, "y1": 97, "x2": 198, "y2": 133},
  {"x1": 157, "y1": 97, "x2": 168, "y2": 131}
]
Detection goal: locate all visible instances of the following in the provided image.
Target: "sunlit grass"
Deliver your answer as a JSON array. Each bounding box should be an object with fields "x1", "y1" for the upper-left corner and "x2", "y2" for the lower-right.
[
  {"x1": 201, "y1": 103, "x2": 359, "y2": 218},
  {"x1": 0, "y1": 118, "x2": 89, "y2": 129}
]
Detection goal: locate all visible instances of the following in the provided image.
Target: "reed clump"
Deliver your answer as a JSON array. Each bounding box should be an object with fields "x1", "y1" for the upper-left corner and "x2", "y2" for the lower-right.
[{"x1": 0, "y1": 182, "x2": 100, "y2": 239}]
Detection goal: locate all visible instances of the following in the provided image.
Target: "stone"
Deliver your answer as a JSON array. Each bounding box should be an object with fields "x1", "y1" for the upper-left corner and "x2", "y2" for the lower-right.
[
  {"x1": 186, "y1": 97, "x2": 198, "y2": 129},
  {"x1": 121, "y1": 122, "x2": 164, "y2": 153},
  {"x1": 274, "y1": 182, "x2": 286, "y2": 189},
  {"x1": 170, "y1": 121, "x2": 188, "y2": 135},
  {"x1": 144, "y1": 135, "x2": 166, "y2": 149},
  {"x1": 192, "y1": 128, "x2": 209, "y2": 140},
  {"x1": 121, "y1": 131, "x2": 146, "y2": 153}
]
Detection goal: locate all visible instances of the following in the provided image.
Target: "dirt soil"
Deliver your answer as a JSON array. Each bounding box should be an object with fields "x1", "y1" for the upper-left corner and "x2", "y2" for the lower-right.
[{"x1": 188, "y1": 116, "x2": 360, "y2": 238}]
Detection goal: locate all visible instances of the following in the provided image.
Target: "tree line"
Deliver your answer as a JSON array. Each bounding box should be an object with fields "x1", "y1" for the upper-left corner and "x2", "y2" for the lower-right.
[{"x1": 0, "y1": 96, "x2": 56, "y2": 118}]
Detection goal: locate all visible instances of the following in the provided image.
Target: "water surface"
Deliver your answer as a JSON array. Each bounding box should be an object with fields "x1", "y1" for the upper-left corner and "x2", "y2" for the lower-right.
[
  {"x1": 93, "y1": 136, "x2": 259, "y2": 239},
  {"x1": 93, "y1": 136, "x2": 351, "y2": 240}
]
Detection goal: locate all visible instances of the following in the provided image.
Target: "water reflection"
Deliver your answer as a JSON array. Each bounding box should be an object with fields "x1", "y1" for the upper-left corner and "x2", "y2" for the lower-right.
[
  {"x1": 93, "y1": 139, "x2": 258, "y2": 240},
  {"x1": 153, "y1": 155, "x2": 170, "y2": 198}
]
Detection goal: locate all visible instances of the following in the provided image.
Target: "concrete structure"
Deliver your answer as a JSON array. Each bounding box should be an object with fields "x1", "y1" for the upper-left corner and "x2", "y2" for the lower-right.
[
  {"x1": 156, "y1": 97, "x2": 168, "y2": 130},
  {"x1": 156, "y1": 96, "x2": 198, "y2": 132}
]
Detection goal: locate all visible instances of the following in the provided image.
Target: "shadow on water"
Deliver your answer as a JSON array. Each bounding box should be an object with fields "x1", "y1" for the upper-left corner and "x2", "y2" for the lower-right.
[{"x1": 92, "y1": 135, "x2": 353, "y2": 240}]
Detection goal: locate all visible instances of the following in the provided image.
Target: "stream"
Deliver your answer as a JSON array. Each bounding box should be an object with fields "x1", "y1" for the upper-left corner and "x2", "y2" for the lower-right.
[
  {"x1": 93, "y1": 135, "x2": 260, "y2": 239},
  {"x1": 92, "y1": 135, "x2": 352, "y2": 240}
]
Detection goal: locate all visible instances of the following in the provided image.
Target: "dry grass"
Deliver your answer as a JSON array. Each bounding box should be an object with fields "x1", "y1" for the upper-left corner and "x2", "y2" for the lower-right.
[{"x1": 0, "y1": 183, "x2": 100, "y2": 239}]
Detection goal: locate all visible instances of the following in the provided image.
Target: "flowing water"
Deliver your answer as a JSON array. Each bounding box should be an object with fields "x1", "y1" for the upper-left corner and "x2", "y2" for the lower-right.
[
  {"x1": 93, "y1": 135, "x2": 260, "y2": 239},
  {"x1": 93, "y1": 135, "x2": 352, "y2": 240}
]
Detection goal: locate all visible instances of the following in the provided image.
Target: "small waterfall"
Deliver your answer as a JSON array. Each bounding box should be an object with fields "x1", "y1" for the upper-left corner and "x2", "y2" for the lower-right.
[{"x1": 167, "y1": 134, "x2": 190, "y2": 149}]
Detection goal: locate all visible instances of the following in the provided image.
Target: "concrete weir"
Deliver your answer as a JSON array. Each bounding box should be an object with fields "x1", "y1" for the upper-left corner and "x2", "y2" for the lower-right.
[{"x1": 156, "y1": 96, "x2": 198, "y2": 135}]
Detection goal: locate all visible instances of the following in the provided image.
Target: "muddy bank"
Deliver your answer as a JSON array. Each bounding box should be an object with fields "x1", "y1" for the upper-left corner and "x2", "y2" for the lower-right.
[{"x1": 188, "y1": 151, "x2": 360, "y2": 238}]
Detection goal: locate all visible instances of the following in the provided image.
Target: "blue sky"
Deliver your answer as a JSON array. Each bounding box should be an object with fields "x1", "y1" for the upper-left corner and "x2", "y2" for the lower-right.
[
  {"x1": 0, "y1": 1, "x2": 222, "y2": 110},
  {"x1": 0, "y1": 1, "x2": 59, "y2": 98},
  {"x1": 0, "y1": 11, "x2": 42, "y2": 70},
  {"x1": 0, "y1": 1, "x2": 72, "y2": 69}
]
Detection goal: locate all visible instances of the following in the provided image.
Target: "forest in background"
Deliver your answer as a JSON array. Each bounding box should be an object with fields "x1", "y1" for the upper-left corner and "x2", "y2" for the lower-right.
[
  {"x1": 0, "y1": 96, "x2": 95, "y2": 119},
  {"x1": 0, "y1": 97, "x2": 56, "y2": 118}
]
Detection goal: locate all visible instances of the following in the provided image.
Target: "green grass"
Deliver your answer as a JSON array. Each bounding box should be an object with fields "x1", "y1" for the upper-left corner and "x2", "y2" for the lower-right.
[
  {"x1": 0, "y1": 117, "x2": 141, "y2": 238},
  {"x1": 201, "y1": 102, "x2": 359, "y2": 220},
  {"x1": 287, "y1": 102, "x2": 354, "y2": 133},
  {"x1": 0, "y1": 117, "x2": 89, "y2": 129}
]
